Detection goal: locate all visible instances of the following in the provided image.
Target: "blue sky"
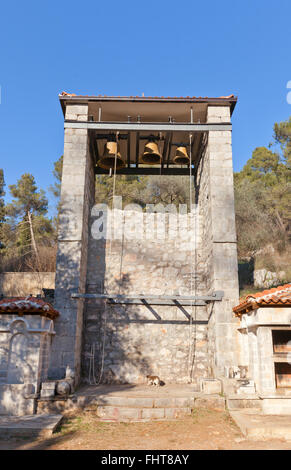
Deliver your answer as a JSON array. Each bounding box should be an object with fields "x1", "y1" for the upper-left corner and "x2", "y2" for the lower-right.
[{"x1": 0, "y1": 0, "x2": 290, "y2": 216}]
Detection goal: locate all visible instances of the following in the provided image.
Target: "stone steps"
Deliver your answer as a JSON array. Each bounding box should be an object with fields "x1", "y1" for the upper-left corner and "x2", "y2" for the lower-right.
[
  {"x1": 96, "y1": 405, "x2": 192, "y2": 422},
  {"x1": 226, "y1": 395, "x2": 262, "y2": 411},
  {"x1": 230, "y1": 410, "x2": 291, "y2": 441},
  {"x1": 81, "y1": 395, "x2": 196, "y2": 409},
  {"x1": 86, "y1": 393, "x2": 226, "y2": 422},
  {"x1": 37, "y1": 390, "x2": 226, "y2": 421},
  {"x1": 0, "y1": 414, "x2": 63, "y2": 438},
  {"x1": 85, "y1": 396, "x2": 193, "y2": 422}
]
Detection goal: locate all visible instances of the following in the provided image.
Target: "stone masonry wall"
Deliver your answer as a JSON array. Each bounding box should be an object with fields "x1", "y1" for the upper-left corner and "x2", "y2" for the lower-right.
[
  {"x1": 82, "y1": 206, "x2": 211, "y2": 387},
  {"x1": 0, "y1": 272, "x2": 55, "y2": 297}
]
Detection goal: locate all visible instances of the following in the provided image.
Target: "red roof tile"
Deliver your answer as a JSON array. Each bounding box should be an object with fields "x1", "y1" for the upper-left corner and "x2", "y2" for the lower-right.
[
  {"x1": 233, "y1": 284, "x2": 291, "y2": 316},
  {"x1": 0, "y1": 297, "x2": 59, "y2": 320}
]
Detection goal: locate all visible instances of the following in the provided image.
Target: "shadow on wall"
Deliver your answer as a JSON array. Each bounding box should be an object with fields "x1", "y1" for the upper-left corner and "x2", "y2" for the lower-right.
[
  {"x1": 81, "y1": 207, "x2": 208, "y2": 387},
  {"x1": 238, "y1": 259, "x2": 254, "y2": 290},
  {"x1": 47, "y1": 198, "x2": 90, "y2": 381},
  {"x1": 81, "y1": 234, "x2": 155, "y2": 385}
]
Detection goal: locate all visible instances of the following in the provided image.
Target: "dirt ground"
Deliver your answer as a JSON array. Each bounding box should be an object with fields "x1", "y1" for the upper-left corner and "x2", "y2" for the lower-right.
[{"x1": 0, "y1": 408, "x2": 291, "y2": 451}]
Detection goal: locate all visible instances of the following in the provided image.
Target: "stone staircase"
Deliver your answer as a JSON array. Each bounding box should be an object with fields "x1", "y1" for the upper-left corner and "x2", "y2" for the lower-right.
[
  {"x1": 0, "y1": 414, "x2": 63, "y2": 438},
  {"x1": 95, "y1": 395, "x2": 194, "y2": 422},
  {"x1": 218, "y1": 376, "x2": 262, "y2": 412},
  {"x1": 37, "y1": 384, "x2": 226, "y2": 422},
  {"x1": 226, "y1": 395, "x2": 261, "y2": 412}
]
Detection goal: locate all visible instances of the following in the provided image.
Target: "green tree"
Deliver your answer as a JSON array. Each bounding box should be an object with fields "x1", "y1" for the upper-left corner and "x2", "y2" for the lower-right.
[
  {"x1": 234, "y1": 177, "x2": 279, "y2": 257},
  {"x1": 95, "y1": 175, "x2": 148, "y2": 207},
  {"x1": 49, "y1": 154, "x2": 63, "y2": 225},
  {"x1": 95, "y1": 174, "x2": 192, "y2": 210},
  {"x1": 0, "y1": 169, "x2": 6, "y2": 250},
  {"x1": 49, "y1": 155, "x2": 63, "y2": 201},
  {"x1": 6, "y1": 174, "x2": 49, "y2": 263},
  {"x1": 273, "y1": 116, "x2": 291, "y2": 168},
  {"x1": 237, "y1": 147, "x2": 282, "y2": 185},
  {"x1": 49, "y1": 155, "x2": 63, "y2": 233},
  {"x1": 234, "y1": 117, "x2": 291, "y2": 257},
  {"x1": 140, "y1": 175, "x2": 192, "y2": 207}
]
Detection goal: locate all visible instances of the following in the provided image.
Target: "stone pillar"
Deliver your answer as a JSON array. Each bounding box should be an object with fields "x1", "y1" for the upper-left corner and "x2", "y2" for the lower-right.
[
  {"x1": 49, "y1": 104, "x2": 95, "y2": 384},
  {"x1": 248, "y1": 328, "x2": 260, "y2": 386},
  {"x1": 200, "y1": 106, "x2": 239, "y2": 376},
  {"x1": 257, "y1": 327, "x2": 276, "y2": 394}
]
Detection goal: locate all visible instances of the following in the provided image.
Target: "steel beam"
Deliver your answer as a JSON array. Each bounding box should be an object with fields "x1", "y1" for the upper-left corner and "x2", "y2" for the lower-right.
[
  {"x1": 95, "y1": 167, "x2": 194, "y2": 176},
  {"x1": 106, "y1": 299, "x2": 206, "y2": 306},
  {"x1": 64, "y1": 121, "x2": 232, "y2": 132},
  {"x1": 71, "y1": 292, "x2": 224, "y2": 306}
]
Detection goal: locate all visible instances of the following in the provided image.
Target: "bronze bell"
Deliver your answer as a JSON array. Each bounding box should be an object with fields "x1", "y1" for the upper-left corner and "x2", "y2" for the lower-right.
[
  {"x1": 98, "y1": 140, "x2": 125, "y2": 170},
  {"x1": 140, "y1": 139, "x2": 161, "y2": 165},
  {"x1": 173, "y1": 146, "x2": 190, "y2": 165}
]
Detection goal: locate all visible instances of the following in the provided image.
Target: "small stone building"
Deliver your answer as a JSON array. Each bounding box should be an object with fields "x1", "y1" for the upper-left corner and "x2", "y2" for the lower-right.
[
  {"x1": 49, "y1": 92, "x2": 240, "y2": 389},
  {"x1": 233, "y1": 284, "x2": 291, "y2": 414},
  {"x1": 0, "y1": 297, "x2": 58, "y2": 415}
]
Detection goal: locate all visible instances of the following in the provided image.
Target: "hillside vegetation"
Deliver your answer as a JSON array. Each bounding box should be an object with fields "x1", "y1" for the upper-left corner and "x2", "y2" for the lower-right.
[{"x1": 234, "y1": 117, "x2": 291, "y2": 290}]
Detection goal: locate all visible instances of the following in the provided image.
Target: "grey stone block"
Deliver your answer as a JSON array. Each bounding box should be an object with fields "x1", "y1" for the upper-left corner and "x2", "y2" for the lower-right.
[
  {"x1": 194, "y1": 395, "x2": 225, "y2": 411},
  {"x1": 164, "y1": 408, "x2": 192, "y2": 419},
  {"x1": 41, "y1": 382, "x2": 56, "y2": 391},
  {"x1": 0, "y1": 414, "x2": 63, "y2": 438},
  {"x1": 141, "y1": 408, "x2": 165, "y2": 420},
  {"x1": 97, "y1": 406, "x2": 141, "y2": 420},
  {"x1": 40, "y1": 389, "x2": 55, "y2": 398},
  {"x1": 98, "y1": 396, "x2": 154, "y2": 408},
  {"x1": 200, "y1": 379, "x2": 222, "y2": 395}
]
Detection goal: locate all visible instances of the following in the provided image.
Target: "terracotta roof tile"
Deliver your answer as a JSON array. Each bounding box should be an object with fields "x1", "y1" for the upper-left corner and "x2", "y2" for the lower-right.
[
  {"x1": 60, "y1": 91, "x2": 76, "y2": 97},
  {"x1": 233, "y1": 284, "x2": 291, "y2": 316},
  {"x1": 0, "y1": 296, "x2": 59, "y2": 320}
]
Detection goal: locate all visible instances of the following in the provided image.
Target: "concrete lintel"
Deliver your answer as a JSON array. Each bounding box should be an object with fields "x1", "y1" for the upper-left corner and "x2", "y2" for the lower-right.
[{"x1": 64, "y1": 121, "x2": 232, "y2": 132}]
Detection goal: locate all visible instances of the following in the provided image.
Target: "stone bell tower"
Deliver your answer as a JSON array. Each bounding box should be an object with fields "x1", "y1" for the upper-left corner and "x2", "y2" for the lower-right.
[{"x1": 49, "y1": 93, "x2": 239, "y2": 386}]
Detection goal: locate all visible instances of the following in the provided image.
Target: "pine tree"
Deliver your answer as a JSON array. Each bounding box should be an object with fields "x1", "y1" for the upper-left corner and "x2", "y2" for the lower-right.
[
  {"x1": 49, "y1": 155, "x2": 63, "y2": 227},
  {"x1": 0, "y1": 169, "x2": 6, "y2": 250},
  {"x1": 234, "y1": 116, "x2": 291, "y2": 257},
  {"x1": 6, "y1": 174, "x2": 49, "y2": 264}
]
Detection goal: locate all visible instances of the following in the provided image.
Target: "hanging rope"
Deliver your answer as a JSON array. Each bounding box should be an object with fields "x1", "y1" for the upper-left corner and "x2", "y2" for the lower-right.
[
  {"x1": 108, "y1": 131, "x2": 119, "y2": 256},
  {"x1": 159, "y1": 132, "x2": 162, "y2": 178},
  {"x1": 88, "y1": 132, "x2": 120, "y2": 385},
  {"x1": 112, "y1": 131, "x2": 119, "y2": 201},
  {"x1": 187, "y1": 133, "x2": 195, "y2": 382},
  {"x1": 89, "y1": 132, "x2": 122, "y2": 385},
  {"x1": 88, "y1": 301, "x2": 108, "y2": 385}
]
